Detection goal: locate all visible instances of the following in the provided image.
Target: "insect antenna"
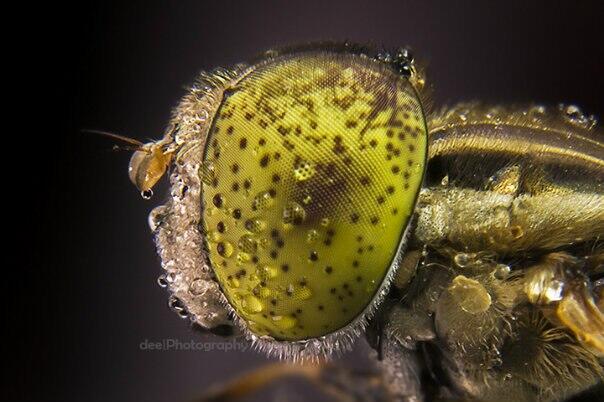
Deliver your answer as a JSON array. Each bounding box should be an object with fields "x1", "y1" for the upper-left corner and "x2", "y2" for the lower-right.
[{"x1": 82, "y1": 129, "x2": 151, "y2": 154}]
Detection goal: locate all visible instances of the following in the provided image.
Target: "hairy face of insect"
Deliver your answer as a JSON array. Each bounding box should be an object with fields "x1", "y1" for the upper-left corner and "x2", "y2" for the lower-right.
[{"x1": 149, "y1": 44, "x2": 427, "y2": 357}]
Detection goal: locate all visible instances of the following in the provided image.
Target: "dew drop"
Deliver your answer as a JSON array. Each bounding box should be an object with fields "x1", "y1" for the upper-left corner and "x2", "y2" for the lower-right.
[
  {"x1": 141, "y1": 189, "x2": 153, "y2": 200},
  {"x1": 244, "y1": 218, "x2": 267, "y2": 233},
  {"x1": 252, "y1": 191, "x2": 274, "y2": 211},
  {"x1": 282, "y1": 202, "x2": 306, "y2": 225},
  {"x1": 272, "y1": 315, "x2": 297, "y2": 330},
  {"x1": 148, "y1": 206, "x2": 167, "y2": 231},
  {"x1": 242, "y1": 295, "x2": 264, "y2": 314},
  {"x1": 494, "y1": 264, "x2": 511, "y2": 280},
  {"x1": 217, "y1": 241, "x2": 234, "y2": 257},
  {"x1": 259, "y1": 264, "x2": 279, "y2": 280},
  {"x1": 189, "y1": 278, "x2": 210, "y2": 296},
  {"x1": 238, "y1": 234, "x2": 258, "y2": 254},
  {"x1": 306, "y1": 229, "x2": 319, "y2": 243}
]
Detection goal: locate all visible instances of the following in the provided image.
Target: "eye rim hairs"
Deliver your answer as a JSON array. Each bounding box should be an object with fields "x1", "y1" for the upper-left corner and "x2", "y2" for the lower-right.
[{"x1": 142, "y1": 42, "x2": 429, "y2": 360}]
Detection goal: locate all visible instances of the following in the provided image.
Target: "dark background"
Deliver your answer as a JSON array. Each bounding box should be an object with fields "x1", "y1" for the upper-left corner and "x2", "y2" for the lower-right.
[{"x1": 22, "y1": 1, "x2": 603, "y2": 401}]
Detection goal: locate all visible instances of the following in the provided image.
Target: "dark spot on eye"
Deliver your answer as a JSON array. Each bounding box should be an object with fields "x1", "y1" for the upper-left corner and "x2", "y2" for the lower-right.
[
  {"x1": 231, "y1": 182, "x2": 240, "y2": 191},
  {"x1": 386, "y1": 130, "x2": 394, "y2": 138},
  {"x1": 330, "y1": 288, "x2": 336, "y2": 294},
  {"x1": 408, "y1": 159, "x2": 414, "y2": 167},
  {"x1": 352, "y1": 260, "x2": 359, "y2": 267},
  {"x1": 259, "y1": 154, "x2": 270, "y2": 167},
  {"x1": 369, "y1": 139, "x2": 377, "y2": 148},
  {"x1": 345, "y1": 120, "x2": 357, "y2": 128},
  {"x1": 398, "y1": 132, "x2": 406, "y2": 140},
  {"x1": 231, "y1": 164, "x2": 239, "y2": 173},
  {"x1": 318, "y1": 305, "x2": 324, "y2": 311},
  {"x1": 239, "y1": 138, "x2": 247, "y2": 149},
  {"x1": 404, "y1": 183, "x2": 410, "y2": 189},
  {"x1": 268, "y1": 188, "x2": 277, "y2": 197},
  {"x1": 232, "y1": 209, "x2": 241, "y2": 219},
  {"x1": 270, "y1": 299, "x2": 277, "y2": 306},
  {"x1": 392, "y1": 208, "x2": 399, "y2": 215},
  {"x1": 326, "y1": 229, "x2": 335, "y2": 237},
  {"x1": 269, "y1": 311, "x2": 275, "y2": 316},
  {"x1": 217, "y1": 221, "x2": 225, "y2": 233},
  {"x1": 226, "y1": 126, "x2": 234, "y2": 135},
  {"x1": 309, "y1": 251, "x2": 318, "y2": 261},
  {"x1": 323, "y1": 239, "x2": 332, "y2": 246},
  {"x1": 212, "y1": 178, "x2": 219, "y2": 187},
  {"x1": 274, "y1": 152, "x2": 281, "y2": 160},
  {"x1": 360, "y1": 176, "x2": 370, "y2": 186},
  {"x1": 212, "y1": 194, "x2": 224, "y2": 208},
  {"x1": 386, "y1": 142, "x2": 394, "y2": 151},
  {"x1": 296, "y1": 308, "x2": 302, "y2": 314},
  {"x1": 356, "y1": 276, "x2": 362, "y2": 282},
  {"x1": 404, "y1": 171, "x2": 410, "y2": 179},
  {"x1": 259, "y1": 120, "x2": 268, "y2": 129},
  {"x1": 386, "y1": 186, "x2": 395, "y2": 194},
  {"x1": 252, "y1": 256, "x2": 259, "y2": 263},
  {"x1": 325, "y1": 266, "x2": 333, "y2": 274},
  {"x1": 357, "y1": 247, "x2": 363, "y2": 254},
  {"x1": 310, "y1": 121, "x2": 318, "y2": 129},
  {"x1": 299, "y1": 279, "x2": 307, "y2": 286},
  {"x1": 350, "y1": 213, "x2": 360, "y2": 223},
  {"x1": 270, "y1": 250, "x2": 278, "y2": 259},
  {"x1": 276, "y1": 239, "x2": 284, "y2": 248},
  {"x1": 277, "y1": 126, "x2": 290, "y2": 136},
  {"x1": 377, "y1": 196, "x2": 385, "y2": 204},
  {"x1": 356, "y1": 235, "x2": 363, "y2": 242},
  {"x1": 391, "y1": 165, "x2": 400, "y2": 174},
  {"x1": 343, "y1": 283, "x2": 349, "y2": 289},
  {"x1": 259, "y1": 138, "x2": 266, "y2": 146},
  {"x1": 271, "y1": 229, "x2": 279, "y2": 238},
  {"x1": 217, "y1": 242, "x2": 226, "y2": 256},
  {"x1": 371, "y1": 216, "x2": 379, "y2": 225},
  {"x1": 243, "y1": 180, "x2": 251, "y2": 189},
  {"x1": 281, "y1": 264, "x2": 289, "y2": 272},
  {"x1": 408, "y1": 144, "x2": 415, "y2": 152},
  {"x1": 245, "y1": 112, "x2": 254, "y2": 120}
]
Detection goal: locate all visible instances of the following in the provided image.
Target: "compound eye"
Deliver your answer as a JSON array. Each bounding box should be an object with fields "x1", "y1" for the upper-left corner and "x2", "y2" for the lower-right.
[{"x1": 201, "y1": 49, "x2": 427, "y2": 346}]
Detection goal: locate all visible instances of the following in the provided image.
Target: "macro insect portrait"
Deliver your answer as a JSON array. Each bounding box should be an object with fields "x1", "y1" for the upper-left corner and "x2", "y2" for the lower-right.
[{"x1": 32, "y1": 1, "x2": 603, "y2": 402}]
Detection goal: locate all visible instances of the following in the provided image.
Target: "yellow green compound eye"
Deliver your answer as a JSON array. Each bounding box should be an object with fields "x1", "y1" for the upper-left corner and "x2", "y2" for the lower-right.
[{"x1": 201, "y1": 49, "x2": 427, "y2": 342}]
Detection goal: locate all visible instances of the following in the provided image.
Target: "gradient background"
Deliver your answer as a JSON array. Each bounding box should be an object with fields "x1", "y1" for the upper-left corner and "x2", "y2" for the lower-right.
[{"x1": 26, "y1": 1, "x2": 603, "y2": 401}]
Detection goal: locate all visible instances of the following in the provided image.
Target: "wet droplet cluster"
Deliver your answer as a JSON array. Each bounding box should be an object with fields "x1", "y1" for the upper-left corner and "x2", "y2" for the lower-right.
[{"x1": 201, "y1": 52, "x2": 427, "y2": 340}]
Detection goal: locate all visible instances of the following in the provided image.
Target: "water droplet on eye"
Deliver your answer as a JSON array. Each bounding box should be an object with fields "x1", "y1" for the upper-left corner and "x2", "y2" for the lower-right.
[
  {"x1": 141, "y1": 189, "x2": 153, "y2": 200},
  {"x1": 293, "y1": 160, "x2": 316, "y2": 181},
  {"x1": 217, "y1": 241, "x2": 234, "y2": 257},
  {"x1": 494, "y1": 264, "x2": 511, "y2": 280},
  {"x1": 189, "y1": 278, "x2": 210, "y2": 296},
  {"x1": 205, "y1": 230, "x2": 221, "y2": 243},
  {"x1": 306, "y1": 229, "x2": 319, "y2": 243},
  {"x1": 259, "y1": 265, "x2": 278, "y2": 280},
  {"x1": 282, "y1": 202, "x2": 306, "y2": 225},
  {"x1": 238, "y1": 234, "x2": 258, "y2": 254},
  {"x1": 440, "y1": 175, "x2": 449, "y2": 186},
  {"x1": 242, "y1": 295, "x2": 264, "y2": 314},
  {"x1": 252, "y1": 191, "x2": 274, "y2": 211},
  {"x1": 244, "y1": 218, "x2": 267, "y2": 233},
  {"x1": 200, "y1": 161, "x2": 216, "y2": 186},
  {"x1": 236, "y1": 252, "x2": 251, "y2": 264},
  {"x1": 254, "y1": 285, "x2": 272, "y2": 299},
  {"x1": 302, "y1": 195, "x2": 312, "y2": 205},
  {"x1": 320, "y1": 218, "x2": 330, "y2": 227},
  {"x1": 272, "y1": 315, "x2": 297, "y2": 330}
]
